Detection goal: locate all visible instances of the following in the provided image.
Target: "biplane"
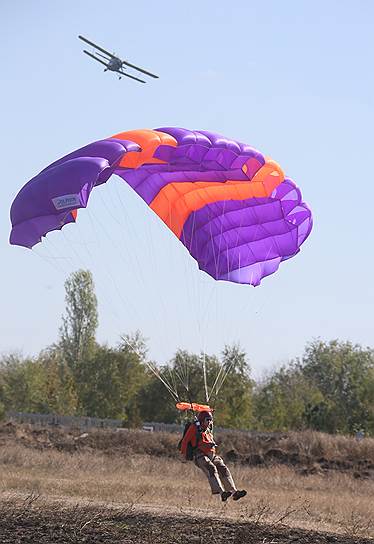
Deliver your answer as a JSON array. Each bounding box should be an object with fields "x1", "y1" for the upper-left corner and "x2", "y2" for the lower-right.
[{"x1": 78, "y1": 35, "x2": 159, "y2": 83}]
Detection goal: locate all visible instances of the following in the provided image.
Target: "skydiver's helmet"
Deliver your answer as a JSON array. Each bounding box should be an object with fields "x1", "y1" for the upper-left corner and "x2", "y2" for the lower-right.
[{"x1": 197, "y1": 410, "x2": 213, "y2": 427}]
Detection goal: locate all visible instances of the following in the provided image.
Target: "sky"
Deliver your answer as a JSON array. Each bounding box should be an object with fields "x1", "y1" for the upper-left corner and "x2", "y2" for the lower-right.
[{"x1": 1, "y1": 1, "x2": 374, "y2": 377}]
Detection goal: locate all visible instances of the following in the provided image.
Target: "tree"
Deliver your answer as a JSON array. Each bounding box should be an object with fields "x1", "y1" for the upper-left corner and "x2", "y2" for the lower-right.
[
  {"x1": 138, "y1": 374, "x2": 173, "y2": 423},
  {"x1": 253, "y1": 339, "x2": 374, "y2": 435},
  {"x1": 0, "y1": 353, "x2": 45, "y2": 413},
  {"x1": 37, "y1": 347, "x2": 78, "y2": 415},
  {"x1": 116, "y1": 332, "x2": 150, "y2": 426},
  {"x1": 297, "y1": 339, "x2": 374, "y2": 434},
  {"x1": 59, "y1": 269, "x2": 98, "y2": 410},
  {"x1": 0, "y1": 351, "x2": 78, "y2": 415},
  {"x1": 139, "y1": 345, "x2": 254, "y2": 429},
  {"x1": 253, "y1": 363, "x2": 323, "y2": 431},
  {"x1": 215, "y1": 344, "x2": 254, "y2": 429},
  {"x1": 59, "y1": 269, "x2": 98, "y2": 371},
  {"x1": 77, "y1": 333, "x2": 149, "y2": 423},
  {"x1": 138, "y1": 350, "x2": 221, "y2": 424}
]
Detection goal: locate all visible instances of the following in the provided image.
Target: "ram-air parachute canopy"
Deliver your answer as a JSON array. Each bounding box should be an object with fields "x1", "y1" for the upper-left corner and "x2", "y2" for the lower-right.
[{"x1": 10, "y1": 127, "x2": 312, "y2": 286}]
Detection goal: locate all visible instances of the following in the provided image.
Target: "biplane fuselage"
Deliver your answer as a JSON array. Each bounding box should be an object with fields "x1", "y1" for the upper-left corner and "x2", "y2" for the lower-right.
[{"x1": 106, "y1": 57, "x2": 123, "y2": 72}]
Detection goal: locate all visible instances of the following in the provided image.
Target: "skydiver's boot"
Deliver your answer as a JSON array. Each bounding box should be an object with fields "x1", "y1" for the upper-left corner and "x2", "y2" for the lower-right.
[
  {"x1": 221, "y1": 491, "x2": 232, "y2": 502},
  {"x1": 232, "y1": 490, "x2": 247, "y2": 501}
]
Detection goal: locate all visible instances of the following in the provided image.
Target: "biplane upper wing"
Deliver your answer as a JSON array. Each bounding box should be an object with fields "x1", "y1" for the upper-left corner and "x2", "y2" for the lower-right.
[
  {"x1": 117, "y1": 70, "x2": 146, "y2": 83},
  {"x1": 83, "y1": 50, "x2": 109, "y2": 68},
  {"x1": 121, "y1": 59, "x2": 159, "y2": 78},
  {"x1": 93, "y1": 51, "x2": 111, "y2": 61},
  {"x1": 79, "y1": 35, "x2": 115, "y2": 58}
]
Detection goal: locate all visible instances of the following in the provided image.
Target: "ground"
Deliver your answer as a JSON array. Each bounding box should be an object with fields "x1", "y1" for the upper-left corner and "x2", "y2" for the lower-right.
[
  {"x1": 1, "y1": 496, "x2": 373, "y2": 544},
  {"x1": 1, "y1": 421, "x2": 373, "y2": 543}
]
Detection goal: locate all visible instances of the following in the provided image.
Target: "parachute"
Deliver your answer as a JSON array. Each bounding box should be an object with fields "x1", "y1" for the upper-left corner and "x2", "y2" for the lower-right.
[{"x1": 9, "y1": 127, "x2": 312, "y2": 287}]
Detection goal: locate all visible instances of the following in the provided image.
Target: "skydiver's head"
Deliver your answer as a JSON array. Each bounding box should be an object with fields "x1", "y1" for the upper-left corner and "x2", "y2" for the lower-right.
[{"x1": 197, "y1": 410, "x2": 213, "y2": 430}]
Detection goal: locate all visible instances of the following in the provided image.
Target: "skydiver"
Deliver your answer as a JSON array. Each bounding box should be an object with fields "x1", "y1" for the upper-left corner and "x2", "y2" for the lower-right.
[{"x1": 180, "y1": 410, "x2": 247, "y2": 502}]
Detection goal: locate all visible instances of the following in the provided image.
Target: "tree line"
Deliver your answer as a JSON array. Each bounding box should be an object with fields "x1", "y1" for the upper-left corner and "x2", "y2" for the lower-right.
[{"x1": 1, "y1": 270, "x2": 374, "y2": 435}]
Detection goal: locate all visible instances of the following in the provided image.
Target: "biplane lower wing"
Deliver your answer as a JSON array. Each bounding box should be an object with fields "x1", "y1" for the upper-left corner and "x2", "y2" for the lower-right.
[
  {"x1": 117, "y1": 70, "x2": 146, "y2": 83},
  {"x1": 122, "y1": 59, "x2": 158, "y2": 78}
]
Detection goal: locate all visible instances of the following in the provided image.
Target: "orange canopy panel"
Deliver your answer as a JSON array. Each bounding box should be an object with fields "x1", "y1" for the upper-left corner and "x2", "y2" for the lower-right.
[
  {"x1": 176, "y1": 402, "x2": 213, "y2": 412},
  {"x1": 111, "y1": 129, "x2": 177, "y2": 168}
]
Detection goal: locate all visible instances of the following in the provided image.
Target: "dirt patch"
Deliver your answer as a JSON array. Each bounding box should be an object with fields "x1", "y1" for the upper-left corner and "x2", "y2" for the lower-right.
[{"x1": 0, "y1": 496, "x2": 373, "y2": 544}]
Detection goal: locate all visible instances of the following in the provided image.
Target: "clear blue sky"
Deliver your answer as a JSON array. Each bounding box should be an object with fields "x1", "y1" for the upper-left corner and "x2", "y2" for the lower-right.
[{"x1": 1, "y1": 1, "x2": 373, "y2": 376}]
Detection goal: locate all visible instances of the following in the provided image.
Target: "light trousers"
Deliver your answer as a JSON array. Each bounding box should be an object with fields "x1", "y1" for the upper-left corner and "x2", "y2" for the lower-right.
[{"x1": 194, "y1": 452, "x2": 237, "y2": 495}]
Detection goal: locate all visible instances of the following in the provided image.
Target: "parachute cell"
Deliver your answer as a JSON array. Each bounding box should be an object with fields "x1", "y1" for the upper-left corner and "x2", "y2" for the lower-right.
[{"x1": 9, "y1": 127, "x2": 312, "y2": 286}]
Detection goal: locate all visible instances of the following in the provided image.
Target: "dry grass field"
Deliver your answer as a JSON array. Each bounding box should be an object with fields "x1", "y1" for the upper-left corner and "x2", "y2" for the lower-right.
[{"x1": 0, "y1": 422, "x2": 373, "y2": 543}]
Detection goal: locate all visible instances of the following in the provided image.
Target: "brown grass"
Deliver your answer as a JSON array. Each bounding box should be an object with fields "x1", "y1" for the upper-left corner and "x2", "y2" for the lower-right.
[
  {"x1": 1, "y1": 441, "x2": 373, "y2": 538},
  {"x1": 3, "y1": 421, "x2": 374, "y2": 465},
  {"x1": 219, "y1": 428, "x2": 374, "y2": 463}
]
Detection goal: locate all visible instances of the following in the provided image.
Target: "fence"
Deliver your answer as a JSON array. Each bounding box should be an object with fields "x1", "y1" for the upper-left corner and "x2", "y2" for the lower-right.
[
  {"x1": 5, "y1": 411, "x2": 183, "y2": 433},
  {"x1": 5, "y1": 411, "x2": 283, "y2": 439}
]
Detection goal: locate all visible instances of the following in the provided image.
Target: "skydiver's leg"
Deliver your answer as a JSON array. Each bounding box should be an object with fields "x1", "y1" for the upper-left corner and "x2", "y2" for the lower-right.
[
  {"x1": 194, "y1": 454, "x2": 224, "y2": 494},
  {"x1": 212, "y1": 456, "x2": 237, "y2": 493}
]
